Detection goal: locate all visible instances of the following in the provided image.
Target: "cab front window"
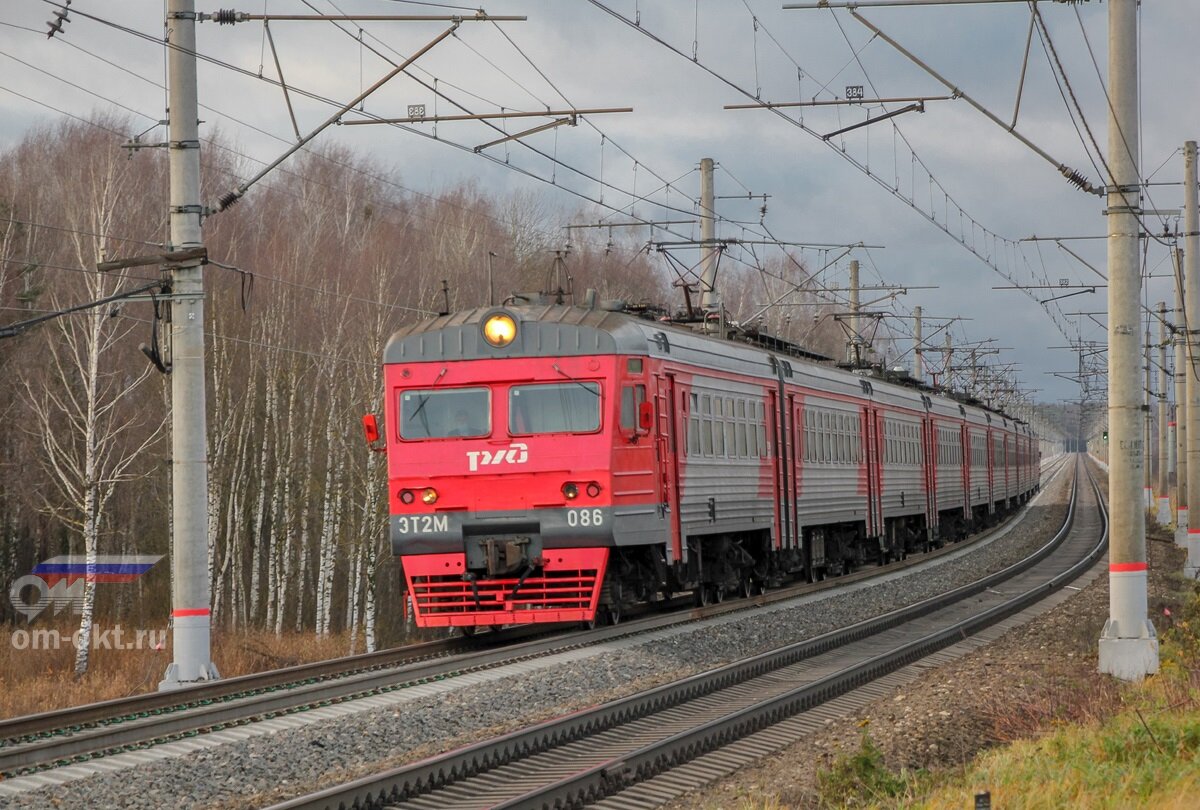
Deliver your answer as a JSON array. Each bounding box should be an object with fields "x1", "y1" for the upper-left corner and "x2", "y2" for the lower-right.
[
  {"x1": 509, "y1": 382, "x2": 601, "y2": 435},
  {"x1": 399, "y1": 387, "x2": 490, "y2": 439}
]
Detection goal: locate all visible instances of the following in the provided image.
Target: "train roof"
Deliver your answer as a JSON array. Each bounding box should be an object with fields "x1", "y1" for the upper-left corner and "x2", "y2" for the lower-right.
[
  {"x1": 384, "y1": 304, "x2": 649, "y2": 363},
  {"x1": 384, "y1": 304, "x2": 1029, "y2": 433}
]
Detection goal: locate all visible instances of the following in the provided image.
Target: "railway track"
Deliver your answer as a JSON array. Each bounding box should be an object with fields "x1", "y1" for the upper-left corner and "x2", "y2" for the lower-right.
[
  {"x1": 264, "y1": 456, "x2": 1099, "y2": 810},
  {"x1": 0, "y1": 457, "x2": 1069, "y2": 796}
]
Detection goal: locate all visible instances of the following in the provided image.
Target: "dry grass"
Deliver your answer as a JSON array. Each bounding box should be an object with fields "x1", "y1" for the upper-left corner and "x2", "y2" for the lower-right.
[{"x1": 0, "y1": 620, "x2": 368, "y2": 719}]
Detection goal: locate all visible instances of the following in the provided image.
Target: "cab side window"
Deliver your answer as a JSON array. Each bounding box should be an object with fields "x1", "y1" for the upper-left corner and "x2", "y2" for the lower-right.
[{"x1": 619, "y1": 384, "x2": 646, "y2": 430}]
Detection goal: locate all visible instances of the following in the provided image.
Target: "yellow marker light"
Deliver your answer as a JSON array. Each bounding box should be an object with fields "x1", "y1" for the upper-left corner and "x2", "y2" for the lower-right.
[
  {"x1": 482, "y1": 313, "x2": 517, "y2": 347},
  {"x1": 421, "y1": 487, "x2": 439, "y2": 505}
]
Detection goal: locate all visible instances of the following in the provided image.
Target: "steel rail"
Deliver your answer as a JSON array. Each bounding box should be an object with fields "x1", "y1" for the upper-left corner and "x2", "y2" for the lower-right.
[
  {"x1": 0, "y1": 636, "x2": 476, "y2": 745},
  {"x1": 504, "y1": 461, "x2": 1106, "y2": 809},
  {"x1": 1, "y1": 459, "x2": 1066, "y2": 780},
  {"x1": 263, "y1": 459, "x2": 1089, "y2": 810}
]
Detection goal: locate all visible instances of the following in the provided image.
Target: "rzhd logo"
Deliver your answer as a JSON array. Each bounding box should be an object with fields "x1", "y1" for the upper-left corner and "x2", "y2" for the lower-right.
[{"x1": 465, "y1": 442, "x2": 529, "y2": 472}]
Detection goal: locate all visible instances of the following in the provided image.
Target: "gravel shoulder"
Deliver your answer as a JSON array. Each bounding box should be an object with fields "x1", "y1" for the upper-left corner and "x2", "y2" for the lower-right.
[{"x1": 0, "y1": 466, "x2": 1072, "y2": 810}]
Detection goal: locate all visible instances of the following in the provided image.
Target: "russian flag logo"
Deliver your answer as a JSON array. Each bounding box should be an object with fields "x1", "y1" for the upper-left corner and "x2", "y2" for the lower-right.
[{"x1": 32, "y1": 555, "x2": 163, "y2": 585}]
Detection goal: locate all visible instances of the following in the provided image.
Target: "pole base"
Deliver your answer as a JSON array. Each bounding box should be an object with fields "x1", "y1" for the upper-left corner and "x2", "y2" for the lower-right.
[
  {"x1": 158, "y1": 661, "x2": 221, "y2": 691},
  {"x1": 1157, "y1": 497, "x2": 1171, "y2": 526},
  {"x1": 1098, "y1": 620, "x2": 1158, "y2": 681},
  {"x1": 1187, "y1": 531, "x2": 1200, "y2": 579},
  {"x1": 1176, "y1": 510, "x2": 1190, "y2": 546}
]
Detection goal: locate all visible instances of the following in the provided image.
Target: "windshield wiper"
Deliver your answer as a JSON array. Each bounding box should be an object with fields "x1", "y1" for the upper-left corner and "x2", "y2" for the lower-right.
[
  {"x1": 551, "y1": 363, "x2": 600, "y2": 395},
  {"x1": 405, "y1": 366, "x2": 447, "y2": 432}
]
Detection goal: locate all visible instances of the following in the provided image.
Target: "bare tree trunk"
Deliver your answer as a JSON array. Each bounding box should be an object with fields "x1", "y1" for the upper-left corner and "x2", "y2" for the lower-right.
[
  {"x1": 346, "y1": 539, "x2": 362, "y2": 653},
  {"x1": 315, "y1": 390, "x2": 342, "y2": 636},
  {"x1": 274, "y1": 379, "x2": 298, "y2": 638},
  {"x1": 364, "y1": 535, "x2": 379, "y2": 653},
  {"x1": 73, "y1": 489, "x2": 99, "y2": 676}
]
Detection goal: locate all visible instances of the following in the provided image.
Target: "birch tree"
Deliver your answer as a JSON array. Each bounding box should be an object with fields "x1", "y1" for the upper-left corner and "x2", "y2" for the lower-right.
[{"x1": 14, "y1": 120, "x2": 166, "y2": 675}]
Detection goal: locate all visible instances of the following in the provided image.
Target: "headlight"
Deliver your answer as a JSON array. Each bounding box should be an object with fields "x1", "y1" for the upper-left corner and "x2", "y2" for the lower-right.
[
  {"x1": 421, "y1": 487, "x2": 439, "y2": 505},
  {"x1": 562, "y1": 482, "x2": 579, "y2": 500},
  {"x1": 482, "y1": 313, "x2": 517, "y2": 347}
]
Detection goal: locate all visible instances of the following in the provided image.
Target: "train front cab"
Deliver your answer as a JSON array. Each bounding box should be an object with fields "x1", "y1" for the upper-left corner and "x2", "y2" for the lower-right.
[{"x1": 382, "y1": 309, "x2": 656, "y2": 629}]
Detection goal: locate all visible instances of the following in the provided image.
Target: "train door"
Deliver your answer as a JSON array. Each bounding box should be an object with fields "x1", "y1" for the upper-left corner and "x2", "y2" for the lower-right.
[
  {"x1": 960, "y1": 423, "x2": 971, "y2": 521},
  {"x1": 986, "y1": 428, "x2": 996, "y2": 512},
  {"x1": 789, "y1": 393, "x2": 803, "y2": 553},
  {"x1": 768, "y1": 386, "x2": 793, "y2": 554},
  {"x1": 923, "y1": 416, "x2": 938, "y2": 541},
  {"x1": 863, "y1": 405, "x2": 882, "y2": 541},
  {"x1": 654, "y1": 373, "x2": 684, "y2": 565}
]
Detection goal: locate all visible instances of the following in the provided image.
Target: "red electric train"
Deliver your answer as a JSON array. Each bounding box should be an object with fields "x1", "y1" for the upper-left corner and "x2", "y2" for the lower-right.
[{"x1": 373, "y1": 300, "x2": 1040, "y2": 629}]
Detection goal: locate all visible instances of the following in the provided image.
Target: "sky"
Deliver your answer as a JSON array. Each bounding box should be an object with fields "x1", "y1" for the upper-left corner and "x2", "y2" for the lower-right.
[{"x1": 1, "y1": 0, "x2": 1197, "y2": 408}]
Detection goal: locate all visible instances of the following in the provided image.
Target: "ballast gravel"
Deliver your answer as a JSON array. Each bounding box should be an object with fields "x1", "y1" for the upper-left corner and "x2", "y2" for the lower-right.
[{"x1": 3, "y1": 469, "x2": 1070, "y2": 810}]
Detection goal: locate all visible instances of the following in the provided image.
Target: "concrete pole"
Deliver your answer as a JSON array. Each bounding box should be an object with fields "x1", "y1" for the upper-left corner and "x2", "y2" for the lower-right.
[
  {"x1": 487, "y1": 250, "x2": 496, "y2": 307},
  {"x1": 849, "y1": 259, "x2": 861, "y2": 365},
  {"x1": 1185, "y1": 141, "x2": 1200, "y2": 577},
  {"x1": 913, "y1": 305, "x2": 923, "y2": 382},
  {"x1": 1098, "y1": 0, "x2": 1158, "y2": 680},
  {"x1": 1159, "y1": 302, "x2": 1172, "y2": 524},
  {"x1": 1170, "y1": 417, "x2": 1178, "y2": 492},
  {"x1": 944, "y1": 331, "x2": 952, "y2": 390},
  {"x1": 698, "y1": 157, "x2": 720, "y2": 327},
  {"x1": 1145, "y1": 324, "x2": 1154, "y2": 511},
  {"x1": 1175, "y1": 248, "x2": 1189, "y2": 543},
  {"x1": 160, "y1": 0, "x2": 219, "y2": 689}
]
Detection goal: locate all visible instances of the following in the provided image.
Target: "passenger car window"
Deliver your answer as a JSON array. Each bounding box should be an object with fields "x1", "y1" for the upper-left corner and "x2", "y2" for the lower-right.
[{"x1": 399, "y1": 387, "x2": 489, "y2": 439}]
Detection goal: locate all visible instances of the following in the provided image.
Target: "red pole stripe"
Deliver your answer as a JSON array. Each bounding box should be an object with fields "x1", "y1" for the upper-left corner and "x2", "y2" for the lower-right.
[
  {"x1": 1109, "y1": 562, "x2": 1148, "y2": 573},
  {"x1": 172, "y1": 608, "x2": 211, "y2": 617}
]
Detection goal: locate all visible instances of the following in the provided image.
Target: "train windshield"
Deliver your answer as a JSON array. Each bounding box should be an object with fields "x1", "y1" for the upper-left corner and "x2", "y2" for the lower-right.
[
  {"x1": 399, "y1": 387, "x2": 490, "y2": 439},
  {"x1": 509, "y1": 382, "x2": 601, "y2": 435}
]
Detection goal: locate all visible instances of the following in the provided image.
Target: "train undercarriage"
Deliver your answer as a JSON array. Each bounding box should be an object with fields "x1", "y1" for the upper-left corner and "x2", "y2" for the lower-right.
[{"x1": 590, "y1": 490, "x2": 1033, "y2": 624}]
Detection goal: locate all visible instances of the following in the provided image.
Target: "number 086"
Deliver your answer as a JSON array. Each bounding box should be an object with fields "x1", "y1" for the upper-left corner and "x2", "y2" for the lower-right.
[{"x1": 566, "y1": 508, "x2": 603, "y2": 527}]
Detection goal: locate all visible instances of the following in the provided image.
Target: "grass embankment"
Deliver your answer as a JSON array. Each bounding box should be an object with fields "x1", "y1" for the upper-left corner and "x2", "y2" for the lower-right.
[
  {"x1": 815, "y1": 559, "x2": 1200, "y2": 808},
  {"x1": 0, "y1": 626, "x2": 369, "y2": 719}
]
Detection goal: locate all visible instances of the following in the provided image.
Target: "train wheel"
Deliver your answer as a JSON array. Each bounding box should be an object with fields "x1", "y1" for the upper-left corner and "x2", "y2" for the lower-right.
[
  {"x1": 739, "y1": 575, "x2": 755, "y2": 599},
  {"x1": 579, "y1": 613, "x2": 604, "y2": 630},
  {"x1": 693, "y1": 585, "x2": 713, "y2": 607},
  {"x1": 607, "y1": 603, "x2": 623, "y2": 626},
  {"x1": 713, "y1": 585, "x2": 726, "y2": 604}
]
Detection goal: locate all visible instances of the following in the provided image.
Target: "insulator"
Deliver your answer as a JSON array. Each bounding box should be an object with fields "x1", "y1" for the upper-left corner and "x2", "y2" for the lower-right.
[
  {"x1": 217, "y1": 191, "x2": 241, "y2": 211},
  {"x1": 214, "y1": 9, "x2": 239, "y2": 25},
  {"x1": 1061, "y1": 166, "x2": 1097, "y2": 195}
]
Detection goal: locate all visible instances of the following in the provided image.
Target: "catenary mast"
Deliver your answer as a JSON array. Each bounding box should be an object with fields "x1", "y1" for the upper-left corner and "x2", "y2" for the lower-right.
[
  {"x1": 160, "y1": 0, "x2": 219, "y2": 689},
  {"x1": 1097, "y1": 0, "x2": 1158, "y2": 680}
]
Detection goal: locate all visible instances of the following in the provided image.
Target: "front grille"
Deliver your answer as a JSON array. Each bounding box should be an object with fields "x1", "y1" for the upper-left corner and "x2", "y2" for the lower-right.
[{"x1": 402, "y1": 548, "x2": 608, "y2": 626}]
